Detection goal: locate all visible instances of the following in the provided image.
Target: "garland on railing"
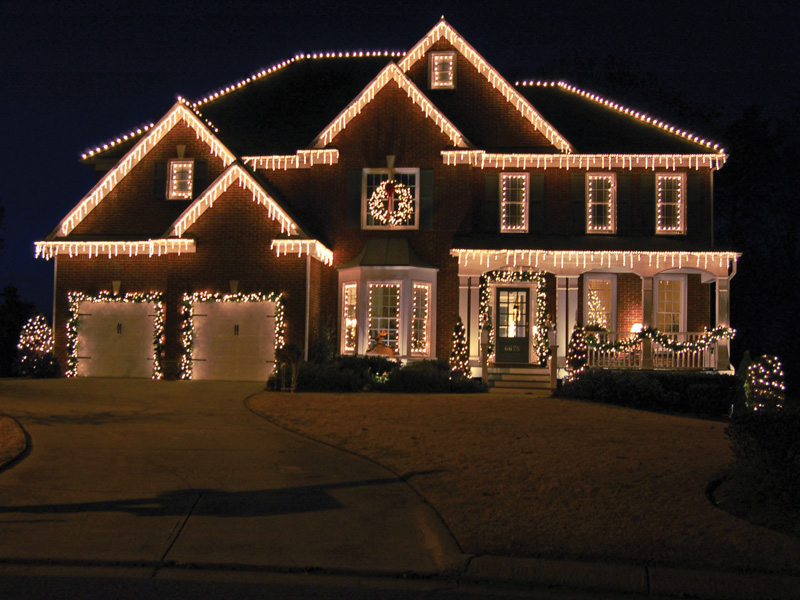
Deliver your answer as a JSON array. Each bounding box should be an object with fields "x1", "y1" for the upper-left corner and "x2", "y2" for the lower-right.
[
  {"x1": 66, "y1": 291, "x2": 165, "y2": 378},
  {"x1": 586, "y1": 325, "x2": 735, "y2": 354},
  {"x1": 479, "y1": 270, "x2": 549, "y2": 365},
  {"x1": 179, "y1": 291, "x2": 284, "y2": 379}
]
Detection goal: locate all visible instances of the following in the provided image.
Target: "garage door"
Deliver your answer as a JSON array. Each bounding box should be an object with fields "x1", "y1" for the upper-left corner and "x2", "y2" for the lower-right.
[
  {"x1": 76, "y1": 301, "x2": 158, "y2": 378},
  {"x1": 191, "y1": 301, "x2": 276, "y2": 381}
]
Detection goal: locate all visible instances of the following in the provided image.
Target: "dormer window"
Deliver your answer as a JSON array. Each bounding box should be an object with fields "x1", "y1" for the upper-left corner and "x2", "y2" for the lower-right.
[
  {"x1": 429, "y1": 51, "x2": 455, "y2": 89},
  {"x1": 168, "y1": 159, "x2": 194, "y2": 200}
]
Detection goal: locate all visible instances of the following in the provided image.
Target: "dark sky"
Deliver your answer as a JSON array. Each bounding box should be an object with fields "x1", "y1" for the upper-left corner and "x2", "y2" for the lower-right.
[{"x1": 1, "y1": 0, "x2": 797, "y2": 316}]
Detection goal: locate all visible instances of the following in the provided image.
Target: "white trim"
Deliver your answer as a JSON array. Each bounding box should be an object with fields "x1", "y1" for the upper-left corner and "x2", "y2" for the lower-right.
[
  {"x1": 362, "y1": 168, "x2": 420, "y2": 229},
  {"x1": 656, "y1": 172, "x2": 687, "y2": 234},
  {"x1": 35, "y1": 239, "x2": 195, "y2": 260},
  {"x1": 586, "y1": 172, "x2": 616, "y2": 234},
  {"x1": 429, "y1": 51, "x2": 456, "y2": 89},
  {"x1": 583, "y1": 274, "x2": 617, "y2": 331},
  {"x1": 410, "y1": 281, "x2": 432, "y2": 355},
  {"x1": 167, "y1": 159, "x2": 195, "y2": 200},
  {"x1": 500, "y1": 172, "x2": 529, "y2": 233},
  {"x1": 655, "y1": 274, "x2": 687, "y2": 333}
]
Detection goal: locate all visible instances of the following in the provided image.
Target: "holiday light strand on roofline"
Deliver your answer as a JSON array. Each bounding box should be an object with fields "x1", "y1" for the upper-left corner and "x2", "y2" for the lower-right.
[
  {"x1": 66, "y1": 291, "x2": 165, "y2": 379},
  {"x1": 314, "y1": 63, "x2": 467, "y2": 148},
  {"x1": 516, "y1": 81, "x2": 725, "y2": 154},
  {"x1": 452, "y1": 249, "x2": 739, "y2": 273},
  {"x1": 441, "y1": 150, "x2": 726, "y2": 170},
  {"x1": 399, "y1": 20, "x2": 572, "y2": 152},
  {"x1": 478, "y1": 270, "x2": 550, "y2": 365},
  {"x1": 62, "y1": 104, "x2": 236, "y2": 237},
  {"x1": 35, "y1": 239, "x2": 195, "y2": 260},
  {"x1": 179, "y1": 291, "x2": 284, "y2": 380},
  {"x1": 243, "y1": 150, "x2": 339, "y2": 170},
  {"x1": 270, "y1": 239, "x2": 334, "y2": 265},
  {"x1": 170, "y1": 164, "x2": 298, "y2": 237},
  {"x1": 82, "y1": 123, "x2": 155, "y2": 159}
]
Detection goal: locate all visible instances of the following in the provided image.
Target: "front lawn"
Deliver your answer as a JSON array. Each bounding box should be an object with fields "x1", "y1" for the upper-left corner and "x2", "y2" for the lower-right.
[{"x1": 247, "y1": 392, "x2": 800, "y2": 573}]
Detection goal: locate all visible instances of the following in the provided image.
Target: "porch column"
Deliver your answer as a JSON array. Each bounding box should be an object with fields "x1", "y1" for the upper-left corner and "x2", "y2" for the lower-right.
[
  {"x1": 459, "y1": 276, "x2": 472, "y2": 360},
  {"x1": 469, "y1": 276, "x2": 481, "y2": 364},
  {"x1": 556, "y1": 276, "x2": 579, "y2": 369},
  {"x1": 641, "y1": 276, "x2": 654, "y2": 369},
  {"x1": 716, "y1": 277, "x2": 731, "y2": 371}
]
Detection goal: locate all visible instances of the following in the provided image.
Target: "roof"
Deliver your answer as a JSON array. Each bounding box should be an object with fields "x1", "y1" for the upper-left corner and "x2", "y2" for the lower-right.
[
  {"x1": 452, "y1": 234, "x2": 733, "y2": 254},
  {"x1": 338, "y1": 237, "x2": 437, "y2": 269}
]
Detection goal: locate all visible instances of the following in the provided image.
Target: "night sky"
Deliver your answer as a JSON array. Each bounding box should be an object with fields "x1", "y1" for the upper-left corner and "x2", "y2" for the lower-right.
[{"x1": 2, "y1": 0, "x2": 797, "y2": 316}]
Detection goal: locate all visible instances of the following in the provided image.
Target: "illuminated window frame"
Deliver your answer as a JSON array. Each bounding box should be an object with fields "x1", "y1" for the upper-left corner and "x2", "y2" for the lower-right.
[
  {"x1": 411, "y1": 282, "x2": 431, "y2": 355},
  {"x1": 429, "y1": 51, "x2": 456, "y2": 89},
  {"x1": 586, "y1": 173, "x2": 616, "y2": 233},
  {"x1": 168, "y1": 159, "x2": 194, "y2": 200},
  {"x1": 341, "y1": 282, "x2": 358, "y2": 354},
  {"x1": 368, "y1": 282, "x2": 402, "y2": 352},
  {"x1": 500, "y1": 173, "x2": 529, "y2": 233},
  {"x1": 655, "y1": 275, "x2": 687, "y2": 335},
  {"x1": 362, "y1": 168, "x2": 419, "y2": 230},
  {"x1": 656, "y1": 172, "x2": 686, "y2": 234},
  {"x1": 583, "y1": 274, "x2": 616, "y2": 332}
]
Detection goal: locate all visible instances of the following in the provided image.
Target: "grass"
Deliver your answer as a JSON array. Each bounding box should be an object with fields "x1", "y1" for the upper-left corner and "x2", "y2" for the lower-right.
[
  {"x1": 0, "y1": 415, "x2": 26, "y2": 469},
  {"x1": 247, "y1": 392, "x2": 800, "y2": 574}
]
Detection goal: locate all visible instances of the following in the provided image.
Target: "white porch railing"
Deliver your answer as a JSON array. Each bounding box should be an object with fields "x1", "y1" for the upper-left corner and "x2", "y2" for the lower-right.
[{"x1": 587, "y1": 332, "x2": 717, "y2": 370}]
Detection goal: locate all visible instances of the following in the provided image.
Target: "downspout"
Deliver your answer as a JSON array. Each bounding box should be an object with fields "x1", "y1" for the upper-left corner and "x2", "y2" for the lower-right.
[{"x1": 304, "y1": 253, "x2": 311, "y2": 361}]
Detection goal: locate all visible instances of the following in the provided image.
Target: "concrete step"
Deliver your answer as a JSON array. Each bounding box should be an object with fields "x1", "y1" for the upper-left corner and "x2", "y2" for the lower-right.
[
  {"x1": 487, "y1": 386, "x2": 552, "y2": 396},
  {"x1": 490, "y1": 373, "x2": 550, "y2": 382},
  {"x1": 492, "y1": 379, "x2": 550, "y2": 389}
]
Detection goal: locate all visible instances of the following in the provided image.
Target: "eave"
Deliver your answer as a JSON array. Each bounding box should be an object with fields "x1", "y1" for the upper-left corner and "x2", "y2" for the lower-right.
[{"x1": 442, "y1": 150, "x2": 727, "y2": 170}]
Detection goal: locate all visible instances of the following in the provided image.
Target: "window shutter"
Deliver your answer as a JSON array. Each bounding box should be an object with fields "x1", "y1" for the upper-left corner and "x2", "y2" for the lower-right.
[
  {"x1": 153, "y1": 161, "x2": 167, "y2": 199},
  {"x1": 347, "y1": 169, "x2": 362, "y2": 228},
  {"x1": 639, "y1": 173, "x2": 656, "y2": 235},
  {"x1": 483, "y1": 173, "x2": 499, "y2": 233},
  {"x1": 617, "y1": 173, "x2": 632, "y2": 234},
  {"x1": 686, "y1": 173, "x2": 704, "y2": 237},
  {"x1": 193, "y1": 160, "x2": 208, "y2": 197},
  {"x1": 419, "y1": 168, "x2": 434, "y2": 229},
  {"x1": 529, "y1": 173, "x2": 545, "y2": 233},
  {"x1": 570, "y1": 172, "x2": 585, "y2": 234}
]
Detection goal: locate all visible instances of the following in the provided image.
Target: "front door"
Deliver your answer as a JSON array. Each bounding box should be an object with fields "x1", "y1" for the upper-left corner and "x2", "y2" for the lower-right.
[{"x1": 496, "y1": 288, "x2": 529, "y2": 363}]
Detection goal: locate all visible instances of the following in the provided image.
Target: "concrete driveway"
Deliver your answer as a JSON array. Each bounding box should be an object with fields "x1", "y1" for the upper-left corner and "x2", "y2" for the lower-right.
[{"x1": 0, "y1": 379, "x2": 465, "y2": 575}]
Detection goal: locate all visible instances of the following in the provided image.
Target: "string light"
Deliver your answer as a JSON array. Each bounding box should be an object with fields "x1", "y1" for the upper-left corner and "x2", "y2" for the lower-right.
[
  {"x1": 515, "y1": 81, "x2": 725, "y2": 154},
  {"x1": 411, "y1": 283, "x2": 431, "y2": 354},
  {"x1": 656, "y1": 173, "x2": 686, "y2": 234},
  {"x1": 586, "y1": 174, "x2": 615, "y2": 233},
  {"x1": 35, "y1": 239, "x2": 195, "y2": 260},
  {"x1": 66, "y1": 291, "x2": 165, "y2": 379},
  {"x1": 564, "y1": 324, "x2": 588, "y2": 381},
  {"x1": 243, "y1": 149, "x2": 339, "y2": 170},
  {"x1": 81, "y1": 123, "x2": 154, "y2": 159},
  {"x1": 441, "y1": 150, "x2": 726, "y2": 170},
  {"x1": 746, "y1": 355, "x2": 786, "y2": 411},
  {"x1": 587, "y1": 325, "x2": 735, "y2": 354},
  {"x1": 367, "y1": 283, "x2": 401, "y2": 351},
  {"x1": 270, "y1": 239, "x2": 334, "y2": 265},
  {"x1": 367, "y1": 179, "x2": 415, "y2": 226},
  {"x1": 449, "y1": 316, "x2": 470, "y2": 378},
  {"x1": 179, "y1": 291, "x2": 284, "y2": 380},
  {"x1": 500, "y1": 173, "x2": 529, "y2": 232},
  {"x1": 342, "y1": 283, "x2": 358, "y2": 353}
]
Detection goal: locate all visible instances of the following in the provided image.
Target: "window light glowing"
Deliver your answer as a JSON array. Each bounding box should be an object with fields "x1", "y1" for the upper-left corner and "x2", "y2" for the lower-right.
[
  {"x1": 312, "y1": 63, "x2": 467, "y2": 149},
  {"x1": 399, "y1": 20, "x2": 573, "y2": 153},
  {"x1": 586, "y1": 173, "x2": 615, "y2": 233},
  {"x1": 168, "y1": 159, "x2": 194, "y2": 199},
  {"x1": 656, "y1": 173, "x2": 686, "y2": 234},
  {"x1": 342, "y1": 283, "x2": 358, "y2": 354},
  {"x1": 35, "y1": 239, "x2": 195, "y2": 260},
  {"x1": 441, "y1": 150, "x2": 726, "y2": 170},
  {"x1": 500, "y1": 173, "x2": 529, "y2": 232},
  {"x1": 411, "y1": 282, "x2": 431, "y2": 354},
  {"x1": 60, "y1": 103, "x2": 235, "y2": 238},
  {"x1": 516, "y1": 81, "x2": 725, "y2": 154},
  {"x1": 368, "y1": 283, "x2": 401, "y2": 351},
  {"x1": 270, "y1": 239, "x2": 334, "y2": 265},
  {"x1": 430, "y1": 51, "x2": 455, "y2": 89},
  {"x1": 169, "y1": 164, "x2": 300, "y2": 238}
]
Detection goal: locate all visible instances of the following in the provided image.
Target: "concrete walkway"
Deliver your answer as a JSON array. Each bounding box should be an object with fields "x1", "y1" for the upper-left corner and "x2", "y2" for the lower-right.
[{"x1": 0, "y1": 379, "x2": 465, "y2": 575}]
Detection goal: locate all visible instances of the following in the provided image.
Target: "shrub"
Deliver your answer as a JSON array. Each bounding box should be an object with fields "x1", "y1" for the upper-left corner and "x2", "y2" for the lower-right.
[
  {"x1": 562, "y1": 369, "x2": 737, "y2": 417},
  {"x1": 745, "y1": 355, "x2": 787, "y2": 412},
  {"x1": 725, "y1": 410, "x2": 800, "y2": 510},
  {"x1": 268, "y1": 355, "x2": 397, "y2": 392},
  {"x1": 14, "y1": 314, "x2": 59, "y2": 378},
  {"x1": 382, "y1": 359, "x2": 485, "y2": 393}
]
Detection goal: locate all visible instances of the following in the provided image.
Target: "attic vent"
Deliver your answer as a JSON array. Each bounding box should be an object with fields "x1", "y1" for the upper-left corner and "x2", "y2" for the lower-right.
[{"x1": 429, "y1": 51, "x2": 455, "y2": 89}]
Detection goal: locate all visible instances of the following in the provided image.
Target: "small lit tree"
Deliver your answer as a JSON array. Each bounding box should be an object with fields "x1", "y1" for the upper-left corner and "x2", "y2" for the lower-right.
[
  {"x1": 586, "y1": 290, "x2": 608, "y2": 330},
  {"x1": 15, "y1": 314, "x2": 59, "y2": 378},
  {"x1": 565, "y1": 323, "x2": 588, "y2": 382},
  {"x1": 450, "y1": 316, "x2": 471, "y2": 379},
  {"x1": 745, "y1": 354, "x2": 786, "y2": 411}
]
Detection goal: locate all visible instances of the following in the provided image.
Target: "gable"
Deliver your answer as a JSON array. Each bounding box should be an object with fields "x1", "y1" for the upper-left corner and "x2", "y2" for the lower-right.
[
  {"x1": 398, "y1": 20, "x2": 572, "y2": 153},
  {"x1": 52, "y1": 103, "x2": 236, "y2": 239},
  {"x1": 310, "y1": 63, "x2": 469, "y2": 149}
]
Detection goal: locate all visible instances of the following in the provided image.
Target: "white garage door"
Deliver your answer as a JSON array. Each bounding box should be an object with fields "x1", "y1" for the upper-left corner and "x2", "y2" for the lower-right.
[
  {"x1": 76, "y1": 302, "x2": 157, "y2": 378},
  {"x1": 192, "y1": 301, "x2": 276, "y2": 381}
]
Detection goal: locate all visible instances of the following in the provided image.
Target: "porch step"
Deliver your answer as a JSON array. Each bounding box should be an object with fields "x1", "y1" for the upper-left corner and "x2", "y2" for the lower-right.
[{"x1": 487, "y1": 365, "x2": 552, "y2": 396}]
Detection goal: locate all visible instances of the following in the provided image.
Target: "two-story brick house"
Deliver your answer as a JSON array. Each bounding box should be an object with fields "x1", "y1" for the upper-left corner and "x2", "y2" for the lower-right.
[{"x1": 36, "y1": 20, "x2": 738, "y2": 380}]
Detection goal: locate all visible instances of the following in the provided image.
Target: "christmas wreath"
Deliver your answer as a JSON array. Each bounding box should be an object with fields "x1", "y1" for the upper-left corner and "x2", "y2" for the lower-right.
[{"x1": 368, "y1": 179, "x2": 414, "y2": 226}]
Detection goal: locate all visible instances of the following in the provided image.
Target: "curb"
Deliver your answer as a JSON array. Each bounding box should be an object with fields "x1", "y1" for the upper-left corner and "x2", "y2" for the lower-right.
[{"x1": 464, "y1": 555, "x2": 800, "y2": 600}]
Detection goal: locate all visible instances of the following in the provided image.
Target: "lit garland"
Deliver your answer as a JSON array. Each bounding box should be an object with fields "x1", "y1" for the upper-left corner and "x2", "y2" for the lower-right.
[
  {"x1": 449, "y1": 316, "x2": 471, "y2": 378},
  {"x1": 585, "y1": 325, "x2": 735, "y2": 354},
  {"x1": 479, "y1": 270, "x2": 549, "y2": 365},
  {"x1": 66, "y1": 291, "x2": 165, "y2": 379},
  {"x1": 745, "y1": 355, "x2": 786, "y2": 412},
  {"x1": 368, "y1": 180, "x2": 415, "y2": 226},
  {"x1": 179, "y1": 291, "x2": 284, "y2": 380}
]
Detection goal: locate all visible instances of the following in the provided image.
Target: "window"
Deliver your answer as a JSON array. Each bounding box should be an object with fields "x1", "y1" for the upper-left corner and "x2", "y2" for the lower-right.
[
  {"x1": 656, "y1": 276, "x2": 686, "y2": 334},
  {"x1": 656, "y1": 173, "x2": 686, "y2": 234},
  {"x1": 411, "y1": 283, "x2": 431, "y2": 354},
  {"x1": 586, "y1": 173, "x2": 616, "y2": 233},
  {"x1": 500, "y1": 173, "x2": 529, "y2": 233},
  {"x1": 368, "y1": 283, "x2": 401, "y2": 350},
  {"x1": 362, "y1": 168, "x2": 419, "y2": 229},
  {"x1": 429, "y1": 51, "x2": 455, "y2": 89},
  {"x1": 584, "y1": 275, "x2": 616, "y2": 331},
  {"x1": 167, "y1": 159, "x2": 194, "y2": 200},
  {"x1": 342, "y1": 283, "x2": 358, "y2": 354}
]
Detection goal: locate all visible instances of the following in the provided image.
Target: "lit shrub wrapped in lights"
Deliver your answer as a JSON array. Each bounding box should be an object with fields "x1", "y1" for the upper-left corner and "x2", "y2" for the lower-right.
[
  {"x1": 15, "y1": 314, "x2": 59, "y2": 378},
  {"x1": 564, "y1": 324, "x2": 588, "y2": 382},
  {"x1": 449, "y1": 316, "x2": 471, "y2": 379},
  {"x1": 745, "y1": 355, "x2": 787, "y2": 412}
]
